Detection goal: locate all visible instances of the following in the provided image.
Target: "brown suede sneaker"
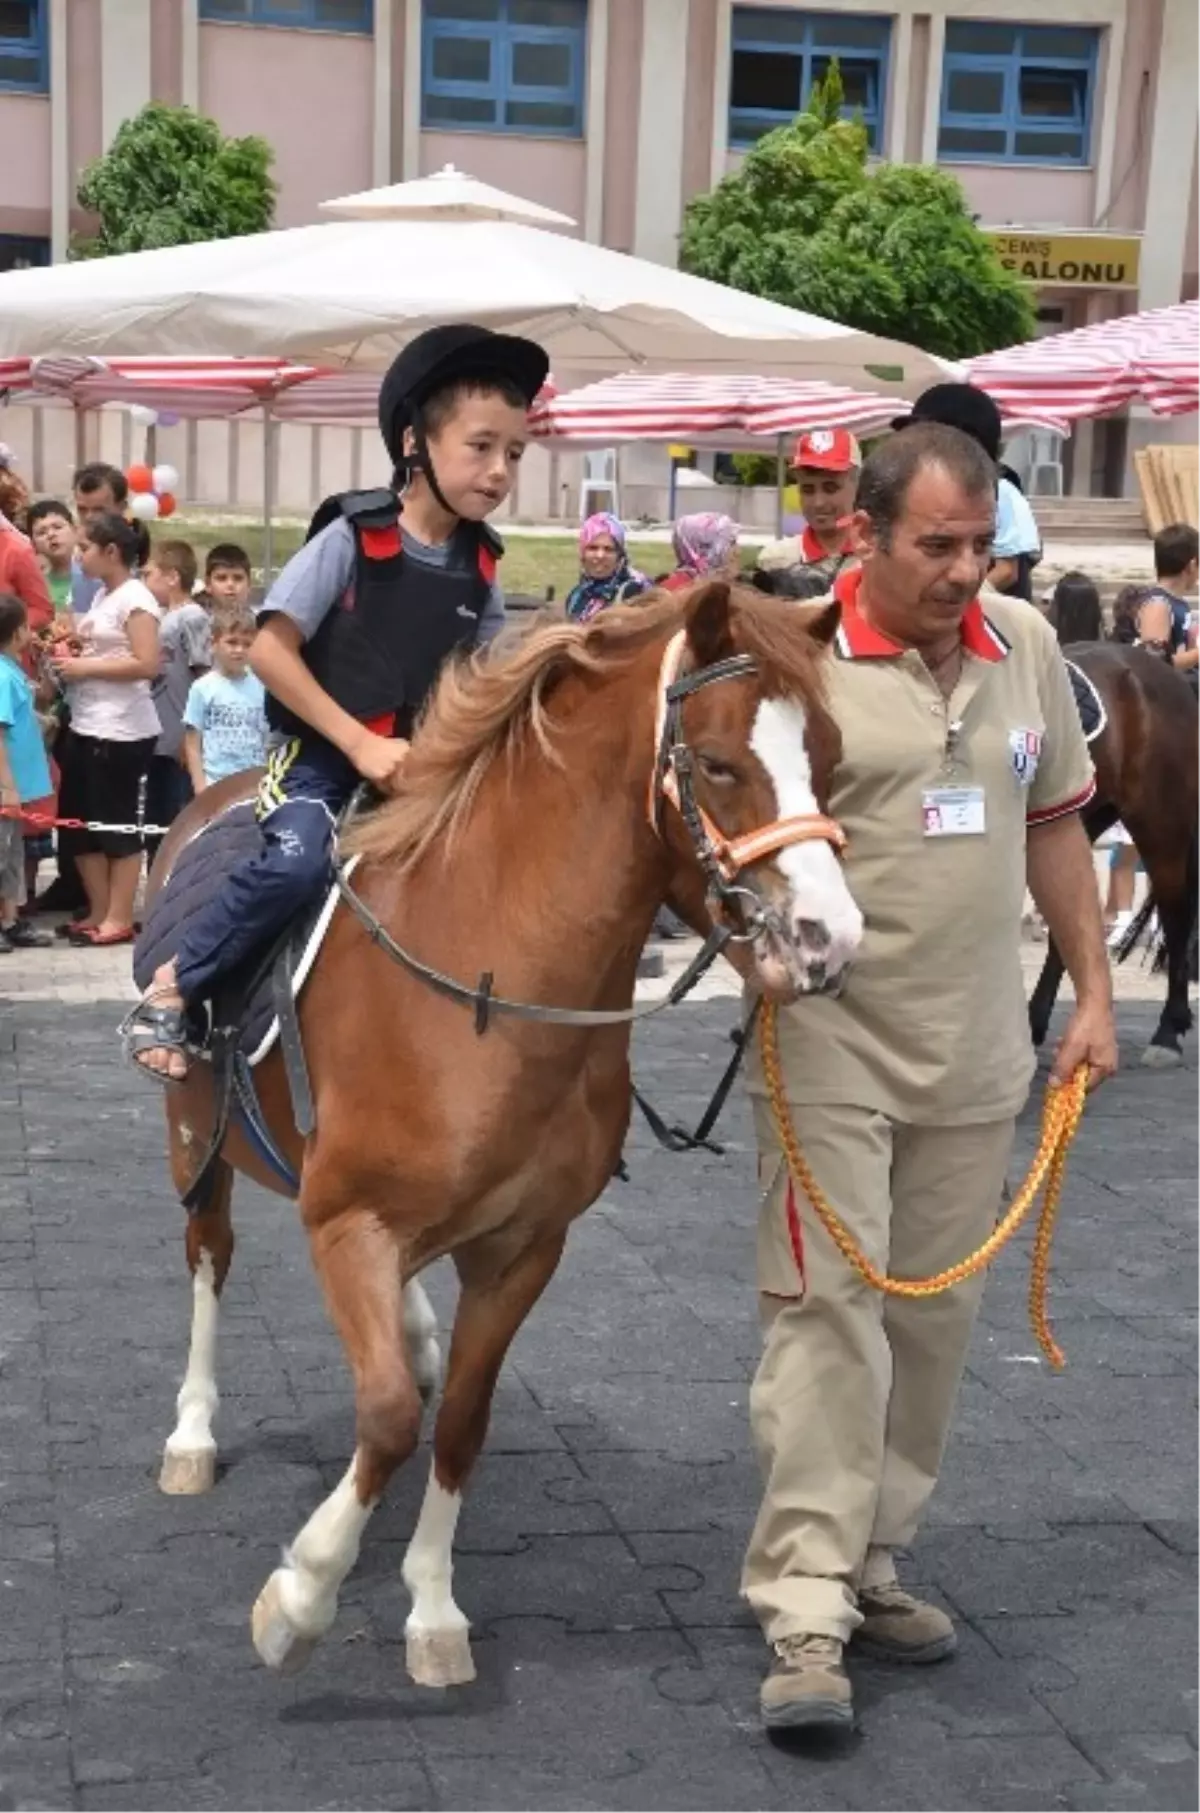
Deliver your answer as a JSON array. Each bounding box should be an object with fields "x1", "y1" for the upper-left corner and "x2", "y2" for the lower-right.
[
  {"x1": 853, "y1": 1582, "x2": 957, "y2": 1663},
  {"x1": 760, "y1": 1633, "x2": 854, "y2": 1731}
]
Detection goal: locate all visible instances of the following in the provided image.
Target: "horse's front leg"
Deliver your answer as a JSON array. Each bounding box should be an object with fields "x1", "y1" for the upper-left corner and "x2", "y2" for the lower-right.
[
  {"x1": 251, "y1": 1207, "x2": 424, "y2": 1673},
  {"x1": 402, "y1": 1228, "x2": 566, "y2": 1687}
]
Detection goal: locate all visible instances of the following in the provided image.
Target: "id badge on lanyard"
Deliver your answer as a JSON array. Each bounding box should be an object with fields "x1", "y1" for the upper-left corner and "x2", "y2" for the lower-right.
[{"x1": 922, "y1": 716, "x2": 986, "y2": 838}]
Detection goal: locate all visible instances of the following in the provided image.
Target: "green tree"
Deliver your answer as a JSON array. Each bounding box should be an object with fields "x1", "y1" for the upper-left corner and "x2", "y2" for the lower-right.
[
  {"x1": 679, "y1": 66, "x2": 1035, "y2": 359},
  {"x1": 74, "y1": 103, "x2": 275, "y2": 258}
]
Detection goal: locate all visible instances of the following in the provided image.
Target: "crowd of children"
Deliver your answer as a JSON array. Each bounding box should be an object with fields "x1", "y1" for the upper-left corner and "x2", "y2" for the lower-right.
[{"x1": 0, "y1": 457, "x2": 269, "y2": 958}]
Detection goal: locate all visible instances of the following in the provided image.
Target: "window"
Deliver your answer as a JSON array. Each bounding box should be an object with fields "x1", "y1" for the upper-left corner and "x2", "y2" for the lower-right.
[
  {"x1": 422, "y1": 0, "x2": 587, "y2": 137},
  {"x1": 198, "y1": 1, "x2": 372, "y2": 30},
  {"x1": 0, "y1": 0, "x2": 47, "y2": 91},
  {"x1": 938, "y1": 22, "x2": 1098, "y2": 164},
  {"x1": 729, "y1": 9, "x2": 890, "y2": 151},
  {"x1": 0, "y1": 234, "x2": 48, "y2": 271}
]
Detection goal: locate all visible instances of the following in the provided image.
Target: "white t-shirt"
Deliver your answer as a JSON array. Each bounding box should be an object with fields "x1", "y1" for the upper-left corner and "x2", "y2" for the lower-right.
[{"x1": 69, "y1": 577, "x2": 162, "y2": 742}]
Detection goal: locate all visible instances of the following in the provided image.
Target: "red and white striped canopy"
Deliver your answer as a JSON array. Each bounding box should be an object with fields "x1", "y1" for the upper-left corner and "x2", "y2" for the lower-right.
[
  {"x1": 527, "y1": 370, "x2": 1064, "y2": 447},
  {"x1": 966, "y1": 301, "x2": 1199, "y2": 423},
  {"x1": 0, "y1": 354, "x2": 381, "y2": 420},
  {"x1": 528, "y1": 372, "x2": 906, "y2": 448}
]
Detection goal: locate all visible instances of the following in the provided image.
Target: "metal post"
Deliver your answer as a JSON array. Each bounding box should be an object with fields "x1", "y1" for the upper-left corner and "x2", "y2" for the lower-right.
[
  {"x1": 775, "y1": 433, "x2": 786, "y2": 536},
  {"x1": 263, "y1": 406, "x2": 276, "y2": 584}
]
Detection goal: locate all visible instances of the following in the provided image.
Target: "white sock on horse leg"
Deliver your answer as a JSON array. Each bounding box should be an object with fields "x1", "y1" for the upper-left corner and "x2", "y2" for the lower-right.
[
  {"x1": 402, "y1": 1466, "x2": 473, "y2": 1683},
  {"x1": 274, "y1": 1455, "x2": 376, "y2": 1639},
  {"x1": 160, "y1": 1252, "x2": 220, "y2": 1491}
]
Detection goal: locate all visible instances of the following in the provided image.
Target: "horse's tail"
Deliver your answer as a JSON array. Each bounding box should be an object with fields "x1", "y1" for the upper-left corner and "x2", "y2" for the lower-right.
[{"x1": 1113, "y1": 824, "x2": 1199, "y2": 975}]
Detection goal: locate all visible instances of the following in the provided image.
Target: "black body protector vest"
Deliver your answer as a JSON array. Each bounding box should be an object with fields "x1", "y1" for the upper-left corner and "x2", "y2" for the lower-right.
[{"x1": 266, "y1": 488, "x2": 501, "y2": 742}]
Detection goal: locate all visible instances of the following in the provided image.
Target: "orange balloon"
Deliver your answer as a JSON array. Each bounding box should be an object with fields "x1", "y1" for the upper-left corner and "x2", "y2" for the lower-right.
[
  {"x1": 126, "y1": 463, "x2": 153, "y2": 493},
  {"x1": 156, "y1": 492, "x2": 177, "y2": 518}
]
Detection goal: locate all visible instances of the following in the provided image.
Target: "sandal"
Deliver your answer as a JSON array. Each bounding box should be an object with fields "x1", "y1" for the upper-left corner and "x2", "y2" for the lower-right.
[
  {"x1": 120, "y1": 1001, "x2": 195, "y2": 1084},
  {"x1": 68, "y1": 924, "x2": 135, "y2": 947}
]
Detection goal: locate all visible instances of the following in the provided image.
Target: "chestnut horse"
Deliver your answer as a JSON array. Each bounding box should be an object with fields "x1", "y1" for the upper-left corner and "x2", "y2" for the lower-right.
[
  {"x1": 1029, "y1": 641, "x2": 1198, "y2": 1066},
  {"x1": 148, "y1": 581, "x2": 863, "y2": 1688}
]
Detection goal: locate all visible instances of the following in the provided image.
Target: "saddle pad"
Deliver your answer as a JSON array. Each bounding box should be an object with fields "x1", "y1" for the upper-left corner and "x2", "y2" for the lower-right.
[
  {"x1": 133, "y1": 801, "x2": 357, "y2": 1066},
  {"x1": 1064, "y1": 659, "x2": 1107, "y2": 744}
]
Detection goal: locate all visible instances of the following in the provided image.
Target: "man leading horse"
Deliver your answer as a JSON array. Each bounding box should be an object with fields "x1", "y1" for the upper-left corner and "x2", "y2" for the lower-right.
[{"x1": 742, "y1": 421, "x2": 1117, "y2": 1734}]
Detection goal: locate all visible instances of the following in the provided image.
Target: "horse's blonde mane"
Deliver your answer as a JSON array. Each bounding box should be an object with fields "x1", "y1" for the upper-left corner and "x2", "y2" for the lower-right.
[
  {"x1": 341, "y1": 583, "x2": 831, "y2": 875},
  {"x1": 342, "y1": 594, "x2": 684, "y2": 874}
]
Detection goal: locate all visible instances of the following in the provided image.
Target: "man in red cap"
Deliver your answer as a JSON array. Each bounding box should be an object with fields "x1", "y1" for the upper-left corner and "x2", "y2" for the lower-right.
[{"x1": 755, "y1": 429, "x2": 861, "y2": 591}]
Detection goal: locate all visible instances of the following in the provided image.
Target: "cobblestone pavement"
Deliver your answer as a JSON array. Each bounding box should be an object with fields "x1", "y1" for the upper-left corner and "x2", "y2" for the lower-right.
[{"x1": 0, "y1": 936, "x2": 1195, "y2": 1812}]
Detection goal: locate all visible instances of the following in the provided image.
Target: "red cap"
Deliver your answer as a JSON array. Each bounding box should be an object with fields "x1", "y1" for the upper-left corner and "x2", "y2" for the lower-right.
[{"x1": 791, "y1": 428, "x2": 862, "y2": 473}]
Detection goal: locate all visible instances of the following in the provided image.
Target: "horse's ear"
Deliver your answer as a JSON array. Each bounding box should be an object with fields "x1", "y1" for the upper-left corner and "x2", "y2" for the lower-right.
[
  {"x1": 795, "y1": 599, "x2": 841, "y2": 646},
  {"x1": 684, "y1": 581, "x2": 736, "y2": 666}
]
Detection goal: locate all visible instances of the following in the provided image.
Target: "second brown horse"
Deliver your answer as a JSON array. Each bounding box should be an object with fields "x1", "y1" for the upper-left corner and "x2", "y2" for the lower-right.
[{"x1": 1029, "y1": 641, "x2": 1197, "y2": 1065}]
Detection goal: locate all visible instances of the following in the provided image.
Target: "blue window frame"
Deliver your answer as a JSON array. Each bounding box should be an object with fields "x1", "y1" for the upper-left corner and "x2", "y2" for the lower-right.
[
  {"x1": 729, "y1": 9, "x2": 890, "y2": 151},
  {"x1": 938, "y1": 22, "x2": 1098, "y2": 164},
  {"x1": 0, "y1": 234, "x2": 48, "y2": 271},
  {"x1": 198, "y1": 1, "x2": 372, "y2": 31},
  {"x1": 422, "y1": 0, "x2": 586, "y2": 138},
  {"x1": 0, "y1": 0, "x2": 48, "y2": 92}
]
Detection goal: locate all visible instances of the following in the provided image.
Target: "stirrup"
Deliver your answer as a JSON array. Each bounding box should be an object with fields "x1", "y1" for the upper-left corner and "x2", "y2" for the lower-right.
[{"x1": 119, "y1": 999, "x2": 200, "y2": 1085}]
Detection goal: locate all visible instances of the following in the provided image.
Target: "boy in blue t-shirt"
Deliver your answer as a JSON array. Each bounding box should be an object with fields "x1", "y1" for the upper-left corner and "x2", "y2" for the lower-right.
[
  {"x1": 0, "y1": 594, "x2": 54, "y2": 951},
  {"x1": 181, "y1": 603, "x2": 268, "y2": 792}
]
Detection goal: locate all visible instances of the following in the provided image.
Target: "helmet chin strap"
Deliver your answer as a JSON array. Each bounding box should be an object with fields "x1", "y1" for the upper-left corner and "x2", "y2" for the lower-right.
[{"x1": 396, "y1": 404, "x2": 457, "y2": 518}]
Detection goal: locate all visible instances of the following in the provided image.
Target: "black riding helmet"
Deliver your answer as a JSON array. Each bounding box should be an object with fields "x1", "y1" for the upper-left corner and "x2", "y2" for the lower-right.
[
  {"x1": 892, "y1": 383, "x2": 1004, "y2": 462},
  {"x1": 378, "y1": 324, "x2": 549, "y2": 515}
]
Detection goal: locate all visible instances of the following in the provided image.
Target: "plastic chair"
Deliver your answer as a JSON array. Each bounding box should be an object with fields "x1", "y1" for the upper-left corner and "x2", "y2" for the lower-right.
[
  {"x1": 579, "y1": 448, "x2": 619, "y2": 519},
  {"x1": 1027, "y1": 430, "x2": 1065, "y2": 498}
]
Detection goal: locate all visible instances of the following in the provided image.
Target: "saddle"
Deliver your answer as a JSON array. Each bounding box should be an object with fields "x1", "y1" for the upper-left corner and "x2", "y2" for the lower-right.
[
  {"x1": 1063, "y1": 659, "x2": 1107, "y2": 743},
  {"x1": 133, "y1": 799, "x2": 361, "y2": 1197}
]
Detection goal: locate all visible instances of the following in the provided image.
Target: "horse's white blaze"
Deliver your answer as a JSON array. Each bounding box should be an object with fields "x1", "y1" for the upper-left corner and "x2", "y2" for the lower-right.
[
  {"x1": 402, "y1": 1469, "x2": 466, "y2": 1637},
  {"x1": 402, "y1": 1279, "x2": 441, "y2": 1402},
  {"x1": 750, "y1": 698, "x2": 864, "y2": 975},
  {"x1": 164, "y1": 1253, "x2": 220, "y2": 1459},
  {"x1": 275, "y1": 1455, "x2": 375, "y2": 1638}
]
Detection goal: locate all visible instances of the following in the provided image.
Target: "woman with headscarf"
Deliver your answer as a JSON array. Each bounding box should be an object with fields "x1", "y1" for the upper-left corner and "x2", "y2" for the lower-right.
[
  {"x1": 660, "y1": 512, "x2": 740, "y2": 591},
  {"x1": 564, "y1": 513, "x2": 649, "y2": 621}
]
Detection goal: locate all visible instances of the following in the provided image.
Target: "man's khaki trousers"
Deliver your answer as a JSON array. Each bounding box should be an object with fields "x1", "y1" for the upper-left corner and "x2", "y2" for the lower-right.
[{"x1": 742, "y1": 1094, "x2": 1017, "y2": 1645}]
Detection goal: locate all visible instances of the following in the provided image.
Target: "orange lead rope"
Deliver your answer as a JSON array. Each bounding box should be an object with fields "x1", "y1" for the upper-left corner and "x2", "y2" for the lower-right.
[{"x1": 758, "y1": 1001, "x2": 1090, "y2": 1369}]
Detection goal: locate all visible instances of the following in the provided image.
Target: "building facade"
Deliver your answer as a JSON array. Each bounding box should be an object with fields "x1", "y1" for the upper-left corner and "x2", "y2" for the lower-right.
[{"x1": 0, "y1": 0, "x2": 1195, "y2": 511}]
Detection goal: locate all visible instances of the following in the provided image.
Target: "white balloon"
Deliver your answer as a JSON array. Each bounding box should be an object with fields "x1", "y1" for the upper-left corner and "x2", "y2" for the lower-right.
[
  {"x1": 151, "y1": 463, "x2": 179, "y2": 495},
  {"x1": 129, "y1": 491, "x2": 161, "y2": 520},
  {"x1": 128, "y1": 404, "x2": 158, "y2": 426}
]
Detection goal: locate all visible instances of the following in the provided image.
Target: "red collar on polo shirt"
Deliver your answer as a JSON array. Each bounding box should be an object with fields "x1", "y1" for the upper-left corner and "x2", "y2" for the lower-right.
[
  {"x1": 800, "y1": 524, "x2": 855, "y2": 564},
  {"x1": 832, "y1": 566, "x2": 1010, "y2": 663}
]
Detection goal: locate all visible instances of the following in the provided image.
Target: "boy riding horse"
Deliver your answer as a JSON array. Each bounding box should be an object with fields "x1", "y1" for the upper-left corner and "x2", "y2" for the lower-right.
[{"x1": 128, "y1": 325, "x2": 549, "y2": 1079}]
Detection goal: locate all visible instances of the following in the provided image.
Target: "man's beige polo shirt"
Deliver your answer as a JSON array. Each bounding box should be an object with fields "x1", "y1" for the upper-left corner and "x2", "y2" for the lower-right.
[{"x1": 748, "y1": 567, "x2": 1096, "y2": 1126}]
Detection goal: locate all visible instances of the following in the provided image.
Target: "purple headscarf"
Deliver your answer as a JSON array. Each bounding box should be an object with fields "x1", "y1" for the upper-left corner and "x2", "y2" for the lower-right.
[
  {"x1": 672, "y1": 512, "x2": 739, "y2": 577},
  {"x1": 566, "y1": 512, "x2": 648, "y2": 620}
]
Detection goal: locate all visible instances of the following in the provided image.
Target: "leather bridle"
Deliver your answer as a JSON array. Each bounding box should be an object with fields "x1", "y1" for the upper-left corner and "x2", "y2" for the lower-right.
[
  {"x1": 333, "y1": 628, "x2": 846, "y2": 1030},
  {"x1": 650, "y1": 630, "x2": 845, "y2": 945}
]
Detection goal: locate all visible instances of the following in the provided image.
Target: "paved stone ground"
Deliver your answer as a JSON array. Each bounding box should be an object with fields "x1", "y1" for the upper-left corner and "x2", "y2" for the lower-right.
[{"x1": 0, "y1": 944, "x2": 1195, "y2": 1811}]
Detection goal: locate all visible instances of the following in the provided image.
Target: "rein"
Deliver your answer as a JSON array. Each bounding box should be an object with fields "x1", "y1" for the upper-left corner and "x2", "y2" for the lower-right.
[{"x1": 334, "y1": 627, "x2": 846, "y2": 1034}]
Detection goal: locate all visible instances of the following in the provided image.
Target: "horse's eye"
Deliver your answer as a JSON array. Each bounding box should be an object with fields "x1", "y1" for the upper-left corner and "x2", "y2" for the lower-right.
[{"x1": 697, "y1": 753, "x2": 737, "y2": 786}]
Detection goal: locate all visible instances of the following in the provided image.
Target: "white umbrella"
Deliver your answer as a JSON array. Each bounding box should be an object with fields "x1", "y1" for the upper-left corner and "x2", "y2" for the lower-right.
[
  {"x1": 0, "y1": 172, "x2": 953, "y2": 394},
  {"x1": 321, "y1": 164, "x2": 576, "y2": 228}
]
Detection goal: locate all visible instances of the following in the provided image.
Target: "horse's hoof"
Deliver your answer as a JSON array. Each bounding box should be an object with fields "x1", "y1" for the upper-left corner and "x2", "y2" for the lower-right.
[
  {"x1": 251, "y1": 1572, "x2": 321, "y2": 1675},
  {"x1": 1141, "y1": 1043, "x2": 1183, "y2": 1070},
  {"x1": 406, "y1": 1624, "x2": 476, "y2": 1688},
  {"x1": 158, "y1": 1445, "x2": 216, "y2": 1495}
]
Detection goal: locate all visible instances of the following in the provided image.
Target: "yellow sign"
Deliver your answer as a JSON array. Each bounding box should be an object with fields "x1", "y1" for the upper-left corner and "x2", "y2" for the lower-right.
[
  {"x1": 667, "y1": 444, "x2": 694, "y2": 461},
  {"x1": 986, "y1": 231, "x2": 1141, "y2": 290}
]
